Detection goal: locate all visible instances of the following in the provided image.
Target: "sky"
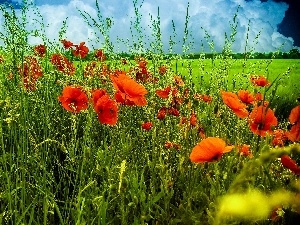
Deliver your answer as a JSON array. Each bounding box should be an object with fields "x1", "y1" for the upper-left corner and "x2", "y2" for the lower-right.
[{"x1": 0, "y1": 0, "x2": 299, "y2": 53}]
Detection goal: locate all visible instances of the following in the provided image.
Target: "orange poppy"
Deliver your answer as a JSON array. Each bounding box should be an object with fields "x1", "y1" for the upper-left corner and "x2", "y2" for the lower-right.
[
  {"x1": 237, "y1": 144, "x2": 253, "y2": 158},
  {"x1": 50, "y1": 54, "x2": 75, "y2": 75},
  {"x1": 94, "y1": 94, "x2": 118, "y2": 125},
  {"x1": 190, "y1": 137, "x2": 234, "y2": 163},
  {"x1": 221, "y1": 90, "x2": 249, "y2": 118},
  {"x1": 248, "y1": 105, "x2": 278, "y2": 136},
  {"x1": 250, "y1": 75, "x2": 270, "y2": 87},
  {"x1": 72, "y1": 42, "x2": 89, "y2": 58},
  {"x1": 281, "y1": 155, "x2": 300, "y2": 175},
  {"x1": 141, "y1": 121, "x2": 153, "y2": 131},
  {"x1": 58, "y1": 86, "x2": 88, "y2": 113},
  {"x1": 237, "y1": 90, "x2": 255, "y2": 104},
  {"x1": 286, "y1": 105, "x2": 300, "y2": 142},
  {"x1": 110, "y1": 71, "x2": 148, "y2": 106}
]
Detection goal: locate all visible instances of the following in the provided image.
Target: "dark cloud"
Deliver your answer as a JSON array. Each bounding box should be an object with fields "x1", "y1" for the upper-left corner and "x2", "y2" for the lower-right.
[
  {"x1": 276, "y1": 0, "x2": 300, "y2": 46},
  {"x1": 249, "y1": 0, "x2": 300, "y2": 47},
  {"x1": 0, "y1": 0, "x2": 22, "y2": 8}
]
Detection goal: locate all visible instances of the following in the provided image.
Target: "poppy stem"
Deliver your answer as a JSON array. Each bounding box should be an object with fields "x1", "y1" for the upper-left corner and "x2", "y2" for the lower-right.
[{"x1": 255, "y1": 135, "x2": 261, "y2": 153}]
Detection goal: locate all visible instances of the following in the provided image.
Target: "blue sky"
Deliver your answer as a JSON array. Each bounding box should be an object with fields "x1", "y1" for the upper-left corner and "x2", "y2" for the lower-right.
[{"x1": 1, "y1": 0, "x2": 299, "y2": 53}]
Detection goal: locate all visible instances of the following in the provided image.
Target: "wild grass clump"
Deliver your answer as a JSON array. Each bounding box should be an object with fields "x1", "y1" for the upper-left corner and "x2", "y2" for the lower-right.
[{"x1": 0, "y1": 1, "x2": 300, "y2": 224}]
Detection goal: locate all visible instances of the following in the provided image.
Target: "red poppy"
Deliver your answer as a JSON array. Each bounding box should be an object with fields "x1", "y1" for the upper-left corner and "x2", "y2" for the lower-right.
[
  {"x1": 19, "y1": 56, "x2": 43, "y2": 90},
  {"x1": 136, "y1": 57, "x2": 147, "y2": 68},
  {"x1": 248, "y1": 105, "x2": 278, "y2": 136},
  {"x1": 156, "y1": 86, "x2": 171, "y2": 99},
  {"x1": 179, "y1": 116, "x2": 188, "y2": 125},
  {"x1": 289, "y1": 105, "x2": 300, "y2": 125},
  {"x1": 287, "y1": 125, "x2": 300, "y2": 142},
  {"x1": 158, "y1": 65, "x2": 167, "y2": 75},
  {"x1": 286, "y1": 105, "x2": 300, "y2": 142},
  {"x1": 121, "y1": 58, "x2": 128, "y2": 65},
  {"x1": 84, "y1": 61, "x2": 98, "y2": 77},
  {"x1": 250, "y1": 75, "x2": 270, "y2": 87},
  {"x1": 280, "y1": 155, "x2": 300, "y2": 175},
  {"x1": 34, "y1": 44, "x2": 47, "y2": 57},
  {"x1": 110, "y1": 71, "x2": 148, "y2": 106},
  {"x1": 94, "y1": 94, "x2": 118, "y2": 125},
  {"x1": 95, "y1": 49, "x2": 106, "y2": 61},
  {"x1": 101, "y1": 64, "x2": 109, "y2": 76},
  {"x1": 198, "y1": 126, "x2": 206, "y2": 139},
  {"x1": 221, "y1": 90, "x2": 249, "y2": 118},
  {"x1": 50, "y1": 54, "x2": 75, "y2": 75},
  {"x1": 171, "y1": 96, "x2": 183, "y2": 109},
  {"x1": 157, "y1": 107, "x2": 167, "y2": 120},
  {"x1": 190, "y1": 112, "x2": 197, "y2": 127},
  {"x1": 174, "y1": 75, "x2": 184, "y2": 86},
  {"x1": 72, "y1": 42, "x2": 89, "y2": 58},
  {"x1": 237, "y1": 90, "x2": 255, "y2": 104},
  {"x1": 168, "y1": 107, "x2": 180, "y2": 117},
  {"x1": 141, "y1": 121, "x2": 152, "y2": 131},
  {"x1": 272, "y1": 129, "x2": 288, "y2": 146},
  {"x1": 58, "y1": 86, "x2": 89, "y2": 113},
  {"x1": 60, "y1": 39, "x2": 74, "y2": 49},
  {"x1": 255, "y1": 92, "x2": 263, "y2": 101},
  {"x1": 194, "y1": 94, "x2": 213, "y2": 103},
  {"x1": 270, "y1": 206, "x2": 283, "y2": 222},
  {"x1": 164, "y1": 141, "x2": 180, "y2": 150},
  {"x1": 238, "y1": 144, "x2": 253, "y2": 158},
  {"x1": 183, "y1": 88, "x2": 189, "y2": 98},
  {"x1": 190, "y1": 137, "x2": 234, "y2": 163},
  {"x1": 164, "y1": 141, "x2": 173, "y2": 149},
  {"x1": 136, "y1": 67, "x2": 151, "y2": 83},
  {"x1": 91, "y1": 89, "x2": 107, "y2": 107}
]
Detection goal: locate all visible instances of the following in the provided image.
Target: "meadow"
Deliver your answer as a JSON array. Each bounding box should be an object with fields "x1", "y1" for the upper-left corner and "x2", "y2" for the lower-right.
[{"x1": 1, "y1": 1, "x2": 300, "y2": 225}]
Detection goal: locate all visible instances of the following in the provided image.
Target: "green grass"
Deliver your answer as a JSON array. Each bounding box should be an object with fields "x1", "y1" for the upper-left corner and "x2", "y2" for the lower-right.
[{"x1": 1, "y1": 54, "x2": 299, "y2": 224}]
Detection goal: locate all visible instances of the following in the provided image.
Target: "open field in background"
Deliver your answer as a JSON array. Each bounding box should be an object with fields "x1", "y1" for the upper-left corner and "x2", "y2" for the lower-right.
[{"x1": 127, "y1": 58, "x2": 300, "y2": 119}]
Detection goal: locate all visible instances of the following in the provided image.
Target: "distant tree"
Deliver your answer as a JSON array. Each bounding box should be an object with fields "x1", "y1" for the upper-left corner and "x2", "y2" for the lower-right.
[
  {"x1": 289, "y1": 49, "x2": 300, "y2": 59},
  {"x1": 282, "y1": 52, "x2": 289, "y2": 59}
]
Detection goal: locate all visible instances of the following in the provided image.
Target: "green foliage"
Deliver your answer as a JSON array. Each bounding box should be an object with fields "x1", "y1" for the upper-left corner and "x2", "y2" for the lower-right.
[{"x1": 0, "y1": 1, "x2": 300, "y2": 225}]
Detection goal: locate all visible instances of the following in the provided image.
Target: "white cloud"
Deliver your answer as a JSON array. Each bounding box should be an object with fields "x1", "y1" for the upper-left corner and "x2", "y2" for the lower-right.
[{"x1": 0, "y1": 0, "x2": 297, "y2": 53}]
